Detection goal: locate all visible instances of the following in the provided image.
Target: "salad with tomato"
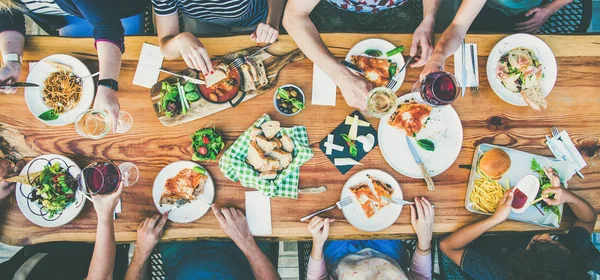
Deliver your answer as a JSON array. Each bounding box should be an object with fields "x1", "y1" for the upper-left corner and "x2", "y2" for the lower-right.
[
  {"x1": 191, "y1": 127, "x2": 225, "y2": 161},
  {"x1": 30, "y1": 162, "x2": 77, "y2": 218}
]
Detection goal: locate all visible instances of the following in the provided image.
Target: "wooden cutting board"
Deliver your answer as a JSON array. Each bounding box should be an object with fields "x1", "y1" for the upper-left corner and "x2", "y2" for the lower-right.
[{"x1": 150, "y1": 46, "x2": 305, "y2": 127}]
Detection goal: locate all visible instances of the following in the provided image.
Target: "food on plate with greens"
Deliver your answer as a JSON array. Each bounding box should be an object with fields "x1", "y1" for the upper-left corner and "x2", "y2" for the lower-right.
[
  {"x1": 496, "y1": 47, "x2": 547, "y2": 110},
  {"x1": 198, "y1": 60, "x2": 241, "y2": 103},
  {"x1": 38, "y1": 109, "x2": 60, "y2": 121},
  {"x1": 246, "y1": 120, "x2": 295, "y2": 180},
  {"x1": 350, "y1": 55, "x2": 397, "y2": 88},
  {"x1": 22, "y1": 162, "x2": 78, "y2": 218},
  {"x1": 275, "y1": 86, "x2": 305, "y2": 115},
  {"x1": 530, "y1": 158, "x2": 561, "y2": 217},
  {"x1": 159, "y1": 167, "x2": 207, "y2": 205},
  {"x1": 191, "y1": 127, "x2": 225, "y2": 161},
  {"x1": 349, "y1": 174, "x2": 394, "y2": 219},
  {"x1": 159, "y1": 80, "x2": 200, "y2": 118},
  {"x1": 388, "y1": 102, "x2": 432, "y2": 137}
]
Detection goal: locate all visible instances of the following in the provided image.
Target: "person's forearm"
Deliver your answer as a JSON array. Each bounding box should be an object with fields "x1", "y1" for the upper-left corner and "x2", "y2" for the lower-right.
[
  {"x1": 566, "y1": 191, "x2": 597, "y2": 226},
  {"x1": 159, "y1": 33, "x2": 189, "y2": 60},
  {"x1": 421, "y1": 0, "x2": 441, "y2": 26},
  {"x1": 545, "y1": 0, "x2": 573, "y2": 13},
  {"x1": 282, "y1": 11, "x2": 352, "y2": 85},
  {"x1": 442, "y1": 216, "x2": 500, "y2": 251},
  {"x1": 238, "y1": 239, "x2": 281, "y2": 280},
  {"x1": 430, "y1": 23, "x2": 466, "y2": 63},
  {"x1": 125, "y1": 250, "x2": 151, "y2": 280},
  {"x1": 266, "y1": 0, "x2": 286, "y2": 28},
  {"x1": 96, "y1": 42, "x2": 121, "y2": 80},
  {"x1": 310, "y1": 241, "x2": 324, "y2": 261},
  {"x1": 88, "y1": 216, "x2": 116, "y2": 280},
  {"x1": 0, "y1": 31, "x2": 25, "y2": 56}
]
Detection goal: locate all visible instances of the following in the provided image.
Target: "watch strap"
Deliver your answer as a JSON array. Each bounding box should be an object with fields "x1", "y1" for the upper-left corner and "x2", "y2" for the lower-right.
[{"x1": 98, "y1": 79, "x2": 119, "y2": 91}]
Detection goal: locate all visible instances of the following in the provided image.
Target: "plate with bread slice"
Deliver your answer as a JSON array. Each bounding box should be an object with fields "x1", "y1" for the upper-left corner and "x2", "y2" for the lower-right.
[
  {"x1": 152, "y1": 161, "x2": 214, "y2": 223},
  {"x1": 341, "y1": 169, "x2": 403, "y2": 232}
]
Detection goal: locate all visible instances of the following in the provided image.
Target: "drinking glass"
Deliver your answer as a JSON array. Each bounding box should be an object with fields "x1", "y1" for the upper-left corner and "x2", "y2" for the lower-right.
[
  {"x1": 79, "y1": 161, "x2": 139, "y2": 196},
  {"x1": 411, "y1": 71, "x2": 459, "y2": 107},
  {"x1": 74, "y1": 109, "x2": 133, "y2": 139},
  {"x1": 366, "y1": 87, "x2": 397, "y2": 118},
  {"x1": 119, "y1": 162, "x2": 139, "y2": 187}
]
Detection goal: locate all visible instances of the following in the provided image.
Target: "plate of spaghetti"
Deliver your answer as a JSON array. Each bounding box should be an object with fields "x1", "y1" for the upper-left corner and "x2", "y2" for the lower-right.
[{"x1": 25, "y1": 54, "x2": 94, "y2": 126}]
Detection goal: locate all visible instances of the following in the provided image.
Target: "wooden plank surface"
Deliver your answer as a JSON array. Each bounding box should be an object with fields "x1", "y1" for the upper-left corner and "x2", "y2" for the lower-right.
[{"x1": 0, "y1": 34, "x2": 599, "y2": 245}]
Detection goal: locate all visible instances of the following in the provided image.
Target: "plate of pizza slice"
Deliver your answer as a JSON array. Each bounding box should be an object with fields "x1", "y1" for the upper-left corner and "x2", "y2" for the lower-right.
[
  {"x1": 152, "y1": 161, "x2": 215, "y2": 223},
  {"x1": 345, "y1": 38, "x2": 406, "y2": 92},
  {"x1": 341, "y1": 169, "x2": 403, "y2": 232}
]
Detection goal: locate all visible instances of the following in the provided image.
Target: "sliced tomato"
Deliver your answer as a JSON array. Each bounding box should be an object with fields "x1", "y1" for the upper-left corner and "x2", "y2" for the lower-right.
[{"x1": 198, "y1": 146, "x2": 208, "y2": 155}]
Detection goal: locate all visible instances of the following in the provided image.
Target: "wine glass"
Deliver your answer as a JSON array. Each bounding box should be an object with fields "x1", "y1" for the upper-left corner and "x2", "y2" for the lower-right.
[
  {"x1": 74, "y1": 109, "x2": 133, "y2": 139},
  {"x1": 78, "y1": 161, "x2": 139, "y2": 196},
  {"x1": 411, "y1": 71, "x2": 459, "y2": 107},
  {"x1": 118, "y1": 162, "x2": 139, "y2": 187},
  {"x1": 366, "y1": 87, "x2": 397, "y2": 118}
]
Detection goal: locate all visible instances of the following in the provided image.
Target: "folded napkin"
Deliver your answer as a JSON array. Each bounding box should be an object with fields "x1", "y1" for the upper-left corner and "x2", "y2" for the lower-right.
[
  {"x1": 218, "y1": 114, "x2": 313, "y2": 199},
  {"x1": 453, "y1": 43, "x2": 479, "y2": 87},
  {"x1": 245, "y1": 191, "x2": 272, "y2": 235},
  {"x1": 132, "y1": 43, "x2": 164, "y2": 88},
  {"x1": 546, "y1": 130, "x2": 587, "y2": 173},
  {"x1": 311, "y1": 64, "x2": 337, "y2": 106}
]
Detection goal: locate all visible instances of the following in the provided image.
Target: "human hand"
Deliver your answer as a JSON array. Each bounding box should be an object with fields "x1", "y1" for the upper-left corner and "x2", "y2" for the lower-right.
[
  {"x1": 251, "y1": 22, "x2": 279, "y2": 44},
  {"x1": 177, "y1": 32, "x2": 214, "y2": 75},
  {"x1": 91, "y1": 181, "x2": 124, "y2": 221},
  {"x1": 542, "y1": 167, "x2": 561, "y2": 187},
  {"x1": 491, "y1": 188, "x2": 515, "y2": 223},
  {"x1": 542, "y1": 186, "x2": 572, "y2": 206},
  {"x1": 410, "y1": 20, "x2": 434, "y2": 68},
  {"x1": 93, "y1": 86, "x2": 120, "y2": 133},
  {"x1": 0, "y1": 159, "x2": 18, "y2": 200},
  {"x1": 515, "y1": 6, "x2": 553, "y2": 33},
  {"x1": 0, "y1": 178, "x2": 15, "y2": 200},
  {"x1": 338, "y1": 73, "x2": 372, "y2": 110},
  {"x1": 419, "y1": 54, "x2": 445, "y2": 80},
  {"x1": 135, "y1": 213, "x2": 169, "y2": 258},
  {"x1": 411, "y1": 197, "x2": 434, "y2": 250},
  {"x1": 0, "y1": 61, "x2": 22, "y2": 94},
  {"x1": 307, "y1": 216, "x2": 334, "y2": 247},
  {"x1": 211, "y1": 204, "x2": 254, "y2": 247}
]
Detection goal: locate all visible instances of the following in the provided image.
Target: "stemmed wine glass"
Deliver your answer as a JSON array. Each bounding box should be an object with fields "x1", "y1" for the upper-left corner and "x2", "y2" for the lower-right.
[
  {"x1": 78, "y1": 161, "x2": 139, "y2": 198},
  {"x1": 74, "y1": 109, "x2": 133, "y2": 139},
  {"x1": 412, "y1": 71, "x2": 459, "y2": 107}
]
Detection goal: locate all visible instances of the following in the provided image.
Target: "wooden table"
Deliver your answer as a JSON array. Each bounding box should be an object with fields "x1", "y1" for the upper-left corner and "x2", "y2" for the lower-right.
[{"x1": 0, "y1": 34, "x2": 599, "y2": 246}]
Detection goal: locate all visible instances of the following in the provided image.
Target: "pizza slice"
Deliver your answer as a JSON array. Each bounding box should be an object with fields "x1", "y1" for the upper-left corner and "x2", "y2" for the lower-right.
[
  {"x1": 368, "y1": 174, "x2": 394, "y2": 207},
  {"x1": 350, "y1": 183, "x2": 379, "y2": 218},
  {"x1": 350, "y1": 55, "x2": 395, "y2": 88},
  {"x1": 160, "y1": 168, "x2": 208, "y2": 205}
]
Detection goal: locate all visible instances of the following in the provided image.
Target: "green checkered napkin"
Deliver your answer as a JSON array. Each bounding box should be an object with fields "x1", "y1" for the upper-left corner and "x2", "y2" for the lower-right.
[{"x1": 218, "y1": 114, "x2": 313, "y2": 199}]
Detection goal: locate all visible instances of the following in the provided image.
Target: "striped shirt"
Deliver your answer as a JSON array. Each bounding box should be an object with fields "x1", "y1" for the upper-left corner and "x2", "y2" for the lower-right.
[
  {"x1": 21, "y1": 0, "x2": 69, "y2": 16},
  {"x1": 327, "y1": 0, "x2": 407, "y2": 13},
  {"x1": 152, "y1": 0, "x2": 268, "y2": 27}
]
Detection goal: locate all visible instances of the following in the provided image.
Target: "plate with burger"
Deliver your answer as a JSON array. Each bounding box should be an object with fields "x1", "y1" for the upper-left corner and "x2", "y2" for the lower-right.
[
  {"x1": 378, "y1": 93, "x2": 463, "y2": 178},
  {"x1": 465, "y1": 144, "x2": 577, "y2": 228}
]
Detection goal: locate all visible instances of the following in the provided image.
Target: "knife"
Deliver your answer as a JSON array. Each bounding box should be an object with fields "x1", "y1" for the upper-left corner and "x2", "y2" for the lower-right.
[
  {"x1": 299, "y1": 186, "x2": 327, "y2": 194},
  {"x1": 461, "y1": 39, "x2": 467, "y2": 97},
  {"x1": 340, "y1": 61, "x2": 364, "y2": 75},
  {"x1": 545, "y1": 135, "x2": 584, "y2": 178},
  {"x1": 159, "y1": 68, "x2": 205, "y2": 85},
  {"x1": 380, "y1": 197, "x2": 436, "y2": 208},
  {"x1": 0, "y1": 82, "x2": 39, "y2": 89},
  {"x1": 247, "y1": 43, "x2": 274, "y2": 59},
  {"x1": 405, "y1": 135, "x2": 435, "y2": 191}
]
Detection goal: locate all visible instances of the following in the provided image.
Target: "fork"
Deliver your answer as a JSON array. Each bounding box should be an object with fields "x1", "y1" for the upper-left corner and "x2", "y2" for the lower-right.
[
  {"x1": 228, "y1": 56, "x2": 246, "y2": 69},
  {"x1": 470, "y1": 44, "x2": 480, "y2": 96},
  {"x1": 300, "y1": 196, "x2": 353, "y2": 222},
  {"x1": 167, "y1": 198, "x2": 189, "y2": 214},
  {"x1": 551, "y1": 126, "x2": 561, "y2": 139},
  {"x1": 386, "y1": 56, "x2": 414, "y2": 90}
]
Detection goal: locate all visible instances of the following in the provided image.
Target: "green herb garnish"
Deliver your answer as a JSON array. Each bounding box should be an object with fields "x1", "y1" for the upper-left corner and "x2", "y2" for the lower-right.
[
  {"x1": 386, "y1": 45, "x2": 404, "y2": 57},
  {"x1": 531, "y1": 158, "x2": 561, "y2": 219},
  {"x1": 388, "y1": 63, "x2": 398, "y2": 77},
  {"x1": 38, "y1": 109, "x2": 59, "y2": 121},
  {"x1": 364, "y1": 49, "x2": 383, "y2": 57},
  {"x1": 192, "y1": 166, "x2": 206, "y2": 175},
  {"x1": 416, "y1": 139, "x2": 435, "y2": 151},
  {"x1": 341, "y1": 134, "x2": 358, "y2": 157},
  {"x1": 277, "y1": 88, "x2": 305, "y2": 110}
]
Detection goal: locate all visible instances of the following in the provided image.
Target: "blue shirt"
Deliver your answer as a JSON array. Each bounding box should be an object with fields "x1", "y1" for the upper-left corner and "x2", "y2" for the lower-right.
[{"x1": 486, "y1": 0, "x2": 542, "y2": 16}]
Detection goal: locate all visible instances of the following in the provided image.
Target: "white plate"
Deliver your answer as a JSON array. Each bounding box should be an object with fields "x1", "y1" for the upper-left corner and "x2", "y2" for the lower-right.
[
  {"x1": 379, "y1": 93, "x2": 463, "y2": 178},
  {"x1": 25, "y1": 54, "x2": 94, "y2": 126},
  {"x1": 486, "y1": 34, "x2": 557, "y2": 106},
  {"x1": 152, "y1": 161, "x2": 215, "y2": 223},
  {"x1": 341, "y1": 169, "x2": 403, "y2": 232},
  {"x1": 15, "y1": 154, "x2": 86, "y2": 227},
  {"x1": 345, "y1": 38, "x2": 406, "y2": 92}
]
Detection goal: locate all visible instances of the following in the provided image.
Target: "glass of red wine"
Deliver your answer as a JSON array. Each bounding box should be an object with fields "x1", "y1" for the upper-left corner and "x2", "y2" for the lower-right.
[
  {"x1": 79, "y1": 162, "x2": 122, "y2": 195},
  {"x1": 412, "y1": 71, "x2": 459, "y2": 106}
]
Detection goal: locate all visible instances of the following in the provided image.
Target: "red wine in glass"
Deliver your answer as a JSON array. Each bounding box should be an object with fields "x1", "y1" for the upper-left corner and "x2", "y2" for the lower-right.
[
  {"x1": 82, "y1": 162, "x2": 121, "y2": 195},
  {"x1": 413, "y1": 71, "x2": 459, "y2": 106}
]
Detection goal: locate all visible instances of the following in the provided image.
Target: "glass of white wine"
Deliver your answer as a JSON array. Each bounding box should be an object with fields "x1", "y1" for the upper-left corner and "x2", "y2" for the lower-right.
[
  {"x1": 366, "y1": 87, "x2": 397, "y2": 118},
  {"x1": 74, "y1": 109, "x2": 133, "y2": 139}
]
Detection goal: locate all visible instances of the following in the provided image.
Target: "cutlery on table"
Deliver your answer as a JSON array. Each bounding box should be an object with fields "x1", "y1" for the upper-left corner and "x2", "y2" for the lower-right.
[
  {"x1": 461, "y1": 39, "x2": 467, "y2": 97},
  {"x1": 549, "y1": 126, "x2": 584, "y2": 178},
  {"x1": 386, "y1": 55, "x2": 414, "y2": 89},
  {"x1": 167, "y1": 198, "x2": 189, "y2": 214},
  {"x1": 340, "y1": 61, "x2": 364, "y2": 75},
  {"x1": 0, "y1": 82, "x2": 39, "y2": 89},
  {"x1": 159, "y1": 68, "x2": 206, "y2": 85},
  {"x1": 229, "y1": 43, "x2": 274, "y2": 68},
  {"x1": 380, "y1": 197, "x2": 436, "y2": 208},
  {"x1": 298, "y1": 186, "x2": 327, "y2": 194},
  {"x1": 300, "y1": 196, "x2": 353, "y2": 222},
  {"x1": 76, "y1": 71, "x2": 100, "y2": 84},
  {"x1": 470, "y1": 44, "x2": 479, "y2": 96},
  {"x1": 196, "y1": 196, "x2": 212, "y2": 206},
  {"x1": 405, "y1": 135, "x2": 435, "y2": 191}
]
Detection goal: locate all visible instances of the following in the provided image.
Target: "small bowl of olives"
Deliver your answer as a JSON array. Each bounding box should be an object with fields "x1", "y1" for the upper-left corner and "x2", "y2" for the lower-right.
[{"x1": 274, "y1": 84, "x2": 305, "y2": 116}]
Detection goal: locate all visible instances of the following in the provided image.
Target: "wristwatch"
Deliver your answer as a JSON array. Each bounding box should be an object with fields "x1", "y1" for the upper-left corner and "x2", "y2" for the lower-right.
[
  {"x1": 98, "y1": 79, "x2": 119, "y2": 91},
  {"x1": 2, "y1": 53, "x2": 22, "y2": 65}
]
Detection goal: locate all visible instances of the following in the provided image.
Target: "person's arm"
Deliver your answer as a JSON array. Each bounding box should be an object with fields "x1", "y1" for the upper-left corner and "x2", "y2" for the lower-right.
[
  {"x1": 282, "y1": 0, "x2": 371, "y2": 110},
  {"x1": 251, "y1": 0, "x2": 286, "y2": 44},
  {"x1": 153, "y1": 3, "x2": 214, "y2": 75},
  {"x1": 515, "y1": 0, "x2": 573, "y2": 33},
  {"x1": 439, "y1": 188, "x2": 514, "y2": 267},
  {"x1": 87, "y1": 182, "x2": 124, "y2": 280},
  {"x1": 420, "y1": 0, "x2": 486, "y2": 78},
  {"x1": 541, "y1": 167, "x2": 597, "y2": 233},
  {"x1": 0, "y1": 9, "x2": 26, "y2": 94},
  {"x1": 125, "y1": 213, "x2": 169, "y2": 280},
  {"x1": 306, "y1": 216, "x2": 333, "y2": 280},
  {"x1": 211, "y1": 204, "x2": 281, "y2": 280},
  {"x1": 408, "y1": 198, "x2": 434, "y2": 280},
  {"x1": 409, "y1": 0, "x2": 441, "y2": 67},
  {"x1": 92, "y1": 42, "x2": 121, "y2": 132}
]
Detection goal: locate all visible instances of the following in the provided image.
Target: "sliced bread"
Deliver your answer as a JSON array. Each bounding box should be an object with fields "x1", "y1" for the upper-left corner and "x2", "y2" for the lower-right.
[
  {"x1": 256, "y1": 135, "x2": 277, "y2": 154},
  {"x1": 249, "y1": 126, "x2": 263, "y2": 142},
  {"x1": 521, "y1": 85, "x2": 547, "y2": 111},
  {"x1": 261, "y1": 121, "x2": 280, "y2": 139},
  {"x1": 280, "y1": 134, "x2": 295, "y2": 153},
  {"x1": 247, "y1": 141, "x2": 268, "y2": 170},
  {"x1": 259, "y1": 171, "x2": 277, "y2": 180},
  {"x1": 269, "y1": 149, "x2": 293, "y2": 169}
]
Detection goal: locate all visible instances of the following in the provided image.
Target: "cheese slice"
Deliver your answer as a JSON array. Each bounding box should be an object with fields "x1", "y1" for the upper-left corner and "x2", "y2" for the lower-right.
[
  {"x1": 344, "y1": 116, "x2": 370, "y2": 127},
  {"x1": 324, "y1": 142, "x2": 344, "y2": 155},
  {"x1": 334, "y1": 158, "x2": 363, "y2": 166},
  {"x1": 349, "y1": 115, "x2": 359, "y2": 140}
]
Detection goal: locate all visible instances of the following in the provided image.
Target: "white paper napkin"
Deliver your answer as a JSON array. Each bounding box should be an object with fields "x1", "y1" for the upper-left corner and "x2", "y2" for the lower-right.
[
  {"x1": 113, "y1": 199, "x2": 122, "y2": 220},
  {"x1": 453, "y1": 44, "x2": 479, "y2": 87},
  {"x1": 132, "y1": 43, "x2": 164, "y2": 88},
  {"x1": 546, "y1": 130, "x2": 587, "y2": 171},
  {"x1": 311, "y1": 64, "x2": 337, "y2": 106},
  {"x1": 245, "y1": 191, "x2": 272, "y2": 235}
]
